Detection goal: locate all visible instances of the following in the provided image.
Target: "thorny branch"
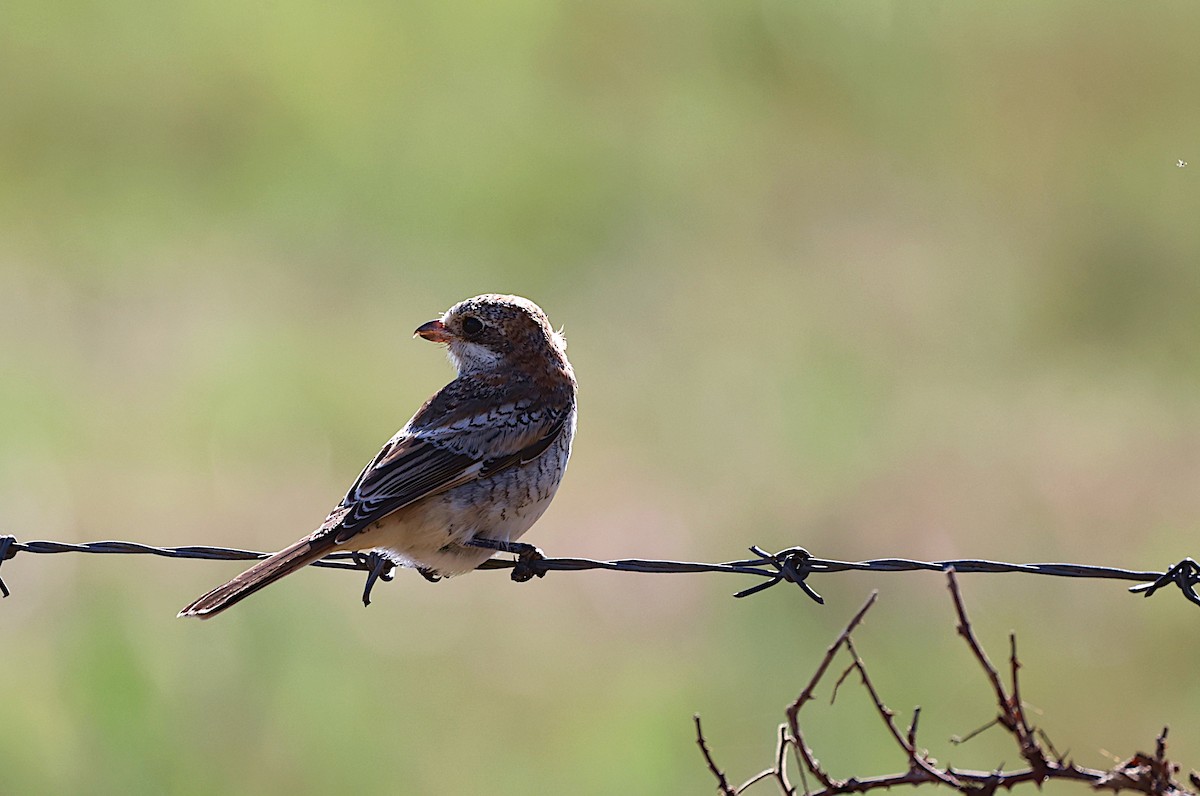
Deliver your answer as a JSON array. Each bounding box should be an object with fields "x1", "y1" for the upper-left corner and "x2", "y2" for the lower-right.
[
  {"x1": 696, "y1": 569, "x2": 1198, "y2": 796},
  {"x1": 1, "y1": 536, "x2": 1198, "y2": 609},
  {"x1": 695, "y1": 714, "x2": 737, "y2": 796}
]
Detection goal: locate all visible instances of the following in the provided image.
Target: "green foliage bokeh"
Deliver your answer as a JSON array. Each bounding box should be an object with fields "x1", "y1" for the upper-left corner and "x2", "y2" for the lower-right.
[{"x1": 2, "y1": 2, "x2": 1198, "y2": 793}]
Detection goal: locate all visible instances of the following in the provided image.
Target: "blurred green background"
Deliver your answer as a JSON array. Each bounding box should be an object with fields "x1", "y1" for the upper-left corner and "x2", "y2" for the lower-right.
[{"x1": 2, "y1": 1, "x2": 1199, "y2": 793}]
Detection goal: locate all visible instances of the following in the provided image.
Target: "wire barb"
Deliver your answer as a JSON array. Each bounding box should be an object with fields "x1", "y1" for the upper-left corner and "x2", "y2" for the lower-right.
[
  {"x1": 1128, "y1": 558, "x2": 1200, "y2": 606},
  {"x1": 352, "y1": 551, "x2": 397, "y2": 607},
  {"x1": 734, "y1": 547, "x2": 824, "y2": 603}
]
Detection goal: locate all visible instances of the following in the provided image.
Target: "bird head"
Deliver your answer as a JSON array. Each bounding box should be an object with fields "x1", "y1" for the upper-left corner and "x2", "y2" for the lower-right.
[{"x1": 414, "y1": 294, "x2": 569, "y2": 377}]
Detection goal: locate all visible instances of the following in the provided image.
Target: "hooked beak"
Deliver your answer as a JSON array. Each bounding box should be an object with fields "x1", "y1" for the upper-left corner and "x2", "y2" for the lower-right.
[{"x1": 414, "y1": 319, "x2": 453, "y2": 343}]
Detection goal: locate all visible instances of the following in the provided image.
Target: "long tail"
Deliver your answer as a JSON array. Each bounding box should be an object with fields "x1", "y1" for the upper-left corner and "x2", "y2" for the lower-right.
[{"x1": 178, "y1": 534, "x2": 338, "y2": 619}]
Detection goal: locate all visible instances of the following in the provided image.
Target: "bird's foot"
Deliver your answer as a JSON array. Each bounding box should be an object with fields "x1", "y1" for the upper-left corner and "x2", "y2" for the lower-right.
[{"x1": 467, "y1": 537, "x2": 548, "y2": 582}]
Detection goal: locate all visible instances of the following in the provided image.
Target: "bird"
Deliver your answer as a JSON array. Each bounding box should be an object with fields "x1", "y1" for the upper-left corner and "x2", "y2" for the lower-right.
[{"x1": 179, "y1": 294, "x2": 577, "y2": 619}]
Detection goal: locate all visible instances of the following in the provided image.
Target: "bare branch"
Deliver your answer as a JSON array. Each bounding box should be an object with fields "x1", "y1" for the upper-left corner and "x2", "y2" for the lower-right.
[
  {"x1": 698, "y1": 572, "x2": 1195, "y2": 796},
  {"x1": 785, "y1": 592, "x2": 879, "y2": 790},
  {"x1": 844, "y1": 636, "x2": 962, "y2": 788},
  {"x1": 774, "y1": 723, "x2": 796, "y2": 796},
  {"x1": 695, "y1": 714, "x2": 737, "y2": 796}
]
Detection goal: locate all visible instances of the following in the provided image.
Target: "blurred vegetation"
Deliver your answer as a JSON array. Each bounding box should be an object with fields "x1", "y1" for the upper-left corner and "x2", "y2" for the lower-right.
[{"x1": 2, "y1": 1, "x2": 1199, "y2": 793}]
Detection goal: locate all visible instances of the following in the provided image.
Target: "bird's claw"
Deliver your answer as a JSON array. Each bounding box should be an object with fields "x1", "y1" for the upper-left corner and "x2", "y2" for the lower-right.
[
  {"x1": 466, "y1": 536, "x2": 549, "y2": 583},
  {"x1": 511, "y1": 545, "x2": 547, "y2": 583}
]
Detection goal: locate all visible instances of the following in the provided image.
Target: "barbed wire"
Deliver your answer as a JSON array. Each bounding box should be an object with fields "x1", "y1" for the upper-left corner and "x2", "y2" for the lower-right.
[{"x1": 1, "y1": 534, "x2": 1197, "y2": 608}]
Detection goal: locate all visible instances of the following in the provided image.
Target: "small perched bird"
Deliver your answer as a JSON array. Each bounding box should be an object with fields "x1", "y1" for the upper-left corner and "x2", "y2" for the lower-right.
[{"x1": 179, "y1": 294, "x2": 577, "y2": 619}]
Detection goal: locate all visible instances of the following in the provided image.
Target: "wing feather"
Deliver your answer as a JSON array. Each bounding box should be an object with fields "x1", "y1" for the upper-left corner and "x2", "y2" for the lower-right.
[{"x1": 326, "y1": 391, "x2": 570, "y2": 545}]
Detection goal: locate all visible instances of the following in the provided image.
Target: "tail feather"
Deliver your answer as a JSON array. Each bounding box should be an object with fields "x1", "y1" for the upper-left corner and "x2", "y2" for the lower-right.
[{"x1": 178, "y1": 535, "x2": 338, "y2": 619}]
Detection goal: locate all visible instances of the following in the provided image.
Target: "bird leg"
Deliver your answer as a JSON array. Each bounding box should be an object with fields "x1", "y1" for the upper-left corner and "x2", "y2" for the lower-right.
[{"x1": 467, "y1": 537, "x2": 548, "y2": 582}]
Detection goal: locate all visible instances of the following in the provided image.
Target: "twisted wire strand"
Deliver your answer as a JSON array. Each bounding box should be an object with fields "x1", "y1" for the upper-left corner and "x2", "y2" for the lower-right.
[{"x1": 0, "y1": 534, "x2": 1196, "y2": 607}]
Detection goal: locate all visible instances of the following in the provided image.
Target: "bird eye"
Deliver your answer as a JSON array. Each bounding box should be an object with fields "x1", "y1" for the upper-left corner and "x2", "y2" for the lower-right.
[{"x1": 461, "y1": 316, "x2": 484, "y2": 337}]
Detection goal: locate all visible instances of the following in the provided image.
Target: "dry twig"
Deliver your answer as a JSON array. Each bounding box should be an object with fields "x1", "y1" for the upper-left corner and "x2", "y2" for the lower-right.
[{"x1": 695, "y1": 570, "x2": 1197, "y2": 796}]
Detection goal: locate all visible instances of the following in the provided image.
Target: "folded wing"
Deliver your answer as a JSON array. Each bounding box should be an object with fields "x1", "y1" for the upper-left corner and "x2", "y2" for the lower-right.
[{"x1": 329, "y1": 390, "x2": 571, "y2": 545}]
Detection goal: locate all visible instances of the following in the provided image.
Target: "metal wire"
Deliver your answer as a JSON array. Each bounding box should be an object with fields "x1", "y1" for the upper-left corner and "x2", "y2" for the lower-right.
[{"x1": 0, "y1": 534, "x2": 1196, "y2": 607}]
